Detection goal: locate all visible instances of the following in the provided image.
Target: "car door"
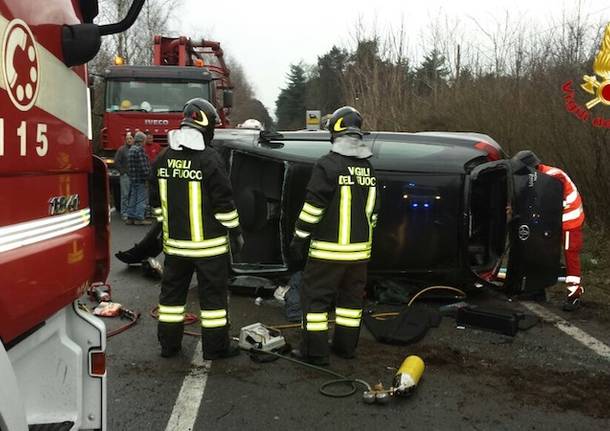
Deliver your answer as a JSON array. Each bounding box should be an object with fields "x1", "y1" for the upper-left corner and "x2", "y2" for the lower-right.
[
  {"x1": 466, "y1": 160, "x2": 512, "y2": 283},
  {"x1": 504, "y1": 160, "x2": 563, "y2": 294}
]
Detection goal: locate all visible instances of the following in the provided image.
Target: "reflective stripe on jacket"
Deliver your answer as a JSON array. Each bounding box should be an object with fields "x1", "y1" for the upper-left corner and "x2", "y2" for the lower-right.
[
  {"x1": 295, "y1": 151, "x2": 379, "y2": 262},
  {"x1": 150, "y1": 145, "x2": 240, "y2": 258},
  {"x1": 538, "y1": 164, "x2": 585, "y2": 230}
]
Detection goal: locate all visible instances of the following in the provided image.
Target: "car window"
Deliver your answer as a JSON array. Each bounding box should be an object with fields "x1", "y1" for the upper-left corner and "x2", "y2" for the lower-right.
[{"x1": 374, "y1": 140, "x2": 447, "y2": 159}]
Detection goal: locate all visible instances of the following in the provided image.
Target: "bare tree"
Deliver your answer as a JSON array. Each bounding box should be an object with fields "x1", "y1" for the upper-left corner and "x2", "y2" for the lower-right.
[
  {"x1": 92, "y1": 0, "x2": 180, "y2": 71},
  {"x1": 301, "y1": 9, "x2": 610, "y2": 229}
]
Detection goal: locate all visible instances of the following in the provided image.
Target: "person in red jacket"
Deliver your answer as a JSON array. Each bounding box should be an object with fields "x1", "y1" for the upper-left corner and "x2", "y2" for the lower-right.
[
  {"x1": 515, "y1": 151, "x2": 585, "y2": 311},
  {"x1": 143, "y1": 131, "x2": 162, "y2": 162}
]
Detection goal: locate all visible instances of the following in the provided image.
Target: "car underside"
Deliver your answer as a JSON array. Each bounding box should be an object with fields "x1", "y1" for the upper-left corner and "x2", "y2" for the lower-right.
[{"x1": 210, "y1": 129, "x2": 562, "y2": 294}]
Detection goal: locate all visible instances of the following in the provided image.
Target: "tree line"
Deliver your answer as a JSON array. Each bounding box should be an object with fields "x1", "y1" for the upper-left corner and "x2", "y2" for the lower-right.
[{"x1": 275, "y1": 13, "x2": 610, "y2": 230}]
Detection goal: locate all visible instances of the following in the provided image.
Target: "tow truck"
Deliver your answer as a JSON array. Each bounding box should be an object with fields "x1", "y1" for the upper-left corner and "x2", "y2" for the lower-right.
[
  {"x1": 0, "y1": 1, "x2": 143, "y2": 429},
  {"x1": 98, "y1": 36, "x2": 234, "y2": 210}
]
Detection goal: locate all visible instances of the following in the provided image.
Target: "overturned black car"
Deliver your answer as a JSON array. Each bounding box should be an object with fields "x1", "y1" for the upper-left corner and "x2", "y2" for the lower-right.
[{"x1": 210, "y1": 129, "x2": 563, "y2": 295}]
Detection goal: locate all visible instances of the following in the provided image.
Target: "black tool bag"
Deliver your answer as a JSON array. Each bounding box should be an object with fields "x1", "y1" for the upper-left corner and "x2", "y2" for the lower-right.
[{"x1": 363, "y1": 306, "x2": 441, "y2": 345}]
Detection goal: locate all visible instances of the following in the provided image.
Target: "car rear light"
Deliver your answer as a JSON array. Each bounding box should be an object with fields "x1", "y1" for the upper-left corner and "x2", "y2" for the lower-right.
[
  {"x1": 89, "y1": 350, "x2": 106, "y2": 377},
  {"x1": 474, "y1": 141, "x2": 501, "y2": 161}
]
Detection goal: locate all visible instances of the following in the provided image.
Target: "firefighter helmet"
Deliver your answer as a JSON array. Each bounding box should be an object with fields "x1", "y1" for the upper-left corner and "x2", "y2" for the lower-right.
[
  {"x1": 181, "y1": 98, "x2": 218, "y2": 143},
  {"x1": 238, "y1": 119, "x2": 264, "y2": 130},
  {"x1": 328, "y1": 106, "x2": 363, "y2": 142},
  {"x1": 119, "y1": 99, "x2": 133, "y2": 110},
  {"x1": 514, "y1": 150, "x2": 541, "y2": 168}
]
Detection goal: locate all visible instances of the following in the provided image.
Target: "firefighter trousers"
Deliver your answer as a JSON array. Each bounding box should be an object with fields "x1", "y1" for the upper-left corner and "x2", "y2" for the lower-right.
[
  {"x1": 158, "y1": 253, "x2": 231, "y2": 356},
  {"x1": 299, "y1": 259, "x2": 367, "y2": 359},
  {"x1": 564, "y1": 227, "x2": 583, "y2": 285}
]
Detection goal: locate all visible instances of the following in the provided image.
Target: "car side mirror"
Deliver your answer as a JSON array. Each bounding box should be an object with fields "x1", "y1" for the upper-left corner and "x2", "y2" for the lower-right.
[{"x1": 62, "y1": 0, "x2": 145, "y2": 67}]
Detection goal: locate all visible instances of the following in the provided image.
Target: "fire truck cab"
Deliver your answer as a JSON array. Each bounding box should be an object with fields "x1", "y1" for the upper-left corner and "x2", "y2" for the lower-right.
[
  {"x1": 0, "y1": 1, "x2": 143, "y2": 430},
  {"x1": 101, "y1": 65, "x2": 215, "y2": 149},
  {"x1": 99, "y1": 36, "x2": 233, "y2": 211}
]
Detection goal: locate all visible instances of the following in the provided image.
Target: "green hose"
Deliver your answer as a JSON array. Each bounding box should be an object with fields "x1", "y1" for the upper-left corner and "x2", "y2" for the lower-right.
[
  {"x1": 319, "y1": 378, "x2": 372, "y2": 398},
  {"x1": 248, "y1": 347, "x2": 372, "y2": 398}
]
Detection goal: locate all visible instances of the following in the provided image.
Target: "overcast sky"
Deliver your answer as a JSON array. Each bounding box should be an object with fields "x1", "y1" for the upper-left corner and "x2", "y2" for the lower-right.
[{"x1": 172, "y1": 0, "x2": 610, "y2": 116}]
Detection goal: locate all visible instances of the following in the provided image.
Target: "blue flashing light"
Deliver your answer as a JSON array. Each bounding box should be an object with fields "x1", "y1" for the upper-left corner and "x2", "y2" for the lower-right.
[
  {"x1": 412, "y1": 203, "x2": 419, "y2": 208},
  {"x1": 423, "y1": 203, "x2": 430, "y2": 208}
]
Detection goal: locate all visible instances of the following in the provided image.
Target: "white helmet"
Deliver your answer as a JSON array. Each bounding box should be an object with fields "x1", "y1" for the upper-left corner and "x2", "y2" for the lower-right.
[{"x1": 238, "y1": 119, "x2": 263, "y2": 130}]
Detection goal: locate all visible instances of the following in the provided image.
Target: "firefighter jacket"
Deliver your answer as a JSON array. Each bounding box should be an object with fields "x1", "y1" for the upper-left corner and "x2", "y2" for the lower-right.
[
  {"x1": 150, "y1": 146, "x2": 240, "y2": 258},
  {"x1": 538, "y1": 164, "x2": 585, "y2": 230},
  {"x1": 294, "y1": 151, "x2": 379, "y2": 262}
]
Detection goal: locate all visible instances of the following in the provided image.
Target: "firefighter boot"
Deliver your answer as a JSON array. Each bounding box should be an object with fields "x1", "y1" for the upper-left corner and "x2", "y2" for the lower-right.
[
  {"x1": 115, "y1": 242, "x2": 150, "y2": 264},
  {"x1": 201, "y1": 327, "x2": 240, "y2": 360},
  {"x1": 115, "y1": 222, "x2": 164, "y2": 264},
  {"x1": 331, "y1": 326, "x2": 361, "y2": 359},
  {"x1": 158, "y1": 322, "x2": 184, "y2": 358},
  {"x1": 292, "y1": 328, "x2": 330, "y2": 366},
  {"x1": 563, "y1": 284, "x2": 583, "y2": 311}
]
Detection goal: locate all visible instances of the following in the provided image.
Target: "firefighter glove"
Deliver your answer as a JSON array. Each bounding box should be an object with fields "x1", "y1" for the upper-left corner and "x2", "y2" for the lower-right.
[{"x1": 289, "y1": 236, "x2": 309, "y2": 262}]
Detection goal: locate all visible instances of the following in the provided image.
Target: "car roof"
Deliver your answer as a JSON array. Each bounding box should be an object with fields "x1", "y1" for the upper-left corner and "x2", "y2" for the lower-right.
[{"x1": 213, "y1": 129, "x2": 497, "y2": 174}]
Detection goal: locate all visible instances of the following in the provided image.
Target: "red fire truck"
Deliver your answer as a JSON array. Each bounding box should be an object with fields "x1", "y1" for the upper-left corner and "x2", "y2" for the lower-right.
[
  {"x1": 99, "y1": 36, "x2": 233, "y2": 209},
  {"x1": 0, "y1": 1, "x2": 143, "y2": 429}
]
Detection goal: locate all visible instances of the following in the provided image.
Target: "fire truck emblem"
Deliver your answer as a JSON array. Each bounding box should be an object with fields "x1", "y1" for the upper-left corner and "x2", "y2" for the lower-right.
[
  {"x1": 581, "y1": 23, "x2": 610, "y2": 109},
  {"x1": 2, "y1": 19, "x2": 40, "y2": 111}
]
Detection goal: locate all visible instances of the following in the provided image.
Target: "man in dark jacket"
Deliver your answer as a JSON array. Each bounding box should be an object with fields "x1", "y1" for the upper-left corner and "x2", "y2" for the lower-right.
[
  {"x1": 127, "y1": 131, "x2": 152, "y2": 225},
  {"x1": 289, "y1": 106, "x2": 379, "y2": 365},
  {"x1": 114, "y1": 132, "x2": 133, "y2": 220},
  {"x1": 150, "y1": 98, "x2": 244, "y2": 359}
]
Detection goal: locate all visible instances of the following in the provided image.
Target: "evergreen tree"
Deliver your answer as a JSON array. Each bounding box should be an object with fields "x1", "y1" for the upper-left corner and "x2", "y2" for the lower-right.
[
  {"x1": 276, "y1": 63, "x2": 307, "y2": 130},
  {"x1": 317, "y1": 46, "x2": 349, "y2": 114},
  {"x1": 414, "y1": 49, "x2": 449, "y2": 95}
]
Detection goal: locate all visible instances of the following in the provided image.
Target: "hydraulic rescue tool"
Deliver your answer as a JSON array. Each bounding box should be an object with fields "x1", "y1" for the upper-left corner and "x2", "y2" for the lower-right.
[{"x1": 239, "y1": 323, "x2": 286, "y2": 352}]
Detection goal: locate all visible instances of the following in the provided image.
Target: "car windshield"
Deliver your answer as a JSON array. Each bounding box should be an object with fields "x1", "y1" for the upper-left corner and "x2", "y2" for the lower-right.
[{"x1": 105, "y1": 80, "x2": 210, "y2": 112}]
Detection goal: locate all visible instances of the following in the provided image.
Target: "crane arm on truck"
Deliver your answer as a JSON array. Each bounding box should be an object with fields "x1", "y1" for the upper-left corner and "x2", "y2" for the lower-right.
[{"x1": 152, "y1": 35, "x2": 233, "y2": 126}]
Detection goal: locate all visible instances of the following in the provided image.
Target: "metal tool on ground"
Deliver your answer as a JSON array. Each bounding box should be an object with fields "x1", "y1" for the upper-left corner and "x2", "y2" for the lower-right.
[
  {"x1": 239, "y1": 323, "x2": 286, "y2": 352},
  {"x1": 89, "y1": 282, "x2": 112, "y2": 302},
  {"x1": 246, "y1": 342, "x2": 425, "y2": 404},
  {"x1": 85, "y1": 282, "x2": 141, "y2": 338},
  {"x1": 93, "y1": 301, "x2": 122, "y2": 317}
]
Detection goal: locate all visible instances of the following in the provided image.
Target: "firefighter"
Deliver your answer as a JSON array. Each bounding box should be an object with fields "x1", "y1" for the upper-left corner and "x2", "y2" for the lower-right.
[
  {"x1": 289, "y1": 106, "x2": 379, "y2": 365},
  {"x1": 150, "y1": 98, "x2": 244, "y2": 359},
  {"x1": 515, "y1": 150, "x2": 585, "y2": 311}
]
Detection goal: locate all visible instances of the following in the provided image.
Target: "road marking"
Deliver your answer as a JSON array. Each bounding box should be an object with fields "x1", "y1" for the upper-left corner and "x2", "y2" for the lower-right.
[
  {"x1": 521, "y1": 301, "x2": 610, "y2": 361},
  {"x1": 165, "y1": 341, "x2": 211, "y2": 431}
]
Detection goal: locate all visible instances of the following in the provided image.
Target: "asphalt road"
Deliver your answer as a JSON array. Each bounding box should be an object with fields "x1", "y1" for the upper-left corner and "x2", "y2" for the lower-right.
[{"x1": 105, "y1": 214, "x2": 610, "y2": 431}]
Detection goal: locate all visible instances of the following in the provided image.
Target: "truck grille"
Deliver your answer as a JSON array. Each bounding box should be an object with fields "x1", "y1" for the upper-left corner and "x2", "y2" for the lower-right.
[{"x1": 154, "y1": 134, "x2": 168, "y2": 145}]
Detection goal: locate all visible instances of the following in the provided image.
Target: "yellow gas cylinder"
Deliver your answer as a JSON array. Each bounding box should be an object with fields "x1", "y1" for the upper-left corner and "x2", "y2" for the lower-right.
[{"x1": 392, "y1": 355, "x2": 425, "y2": 396}]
